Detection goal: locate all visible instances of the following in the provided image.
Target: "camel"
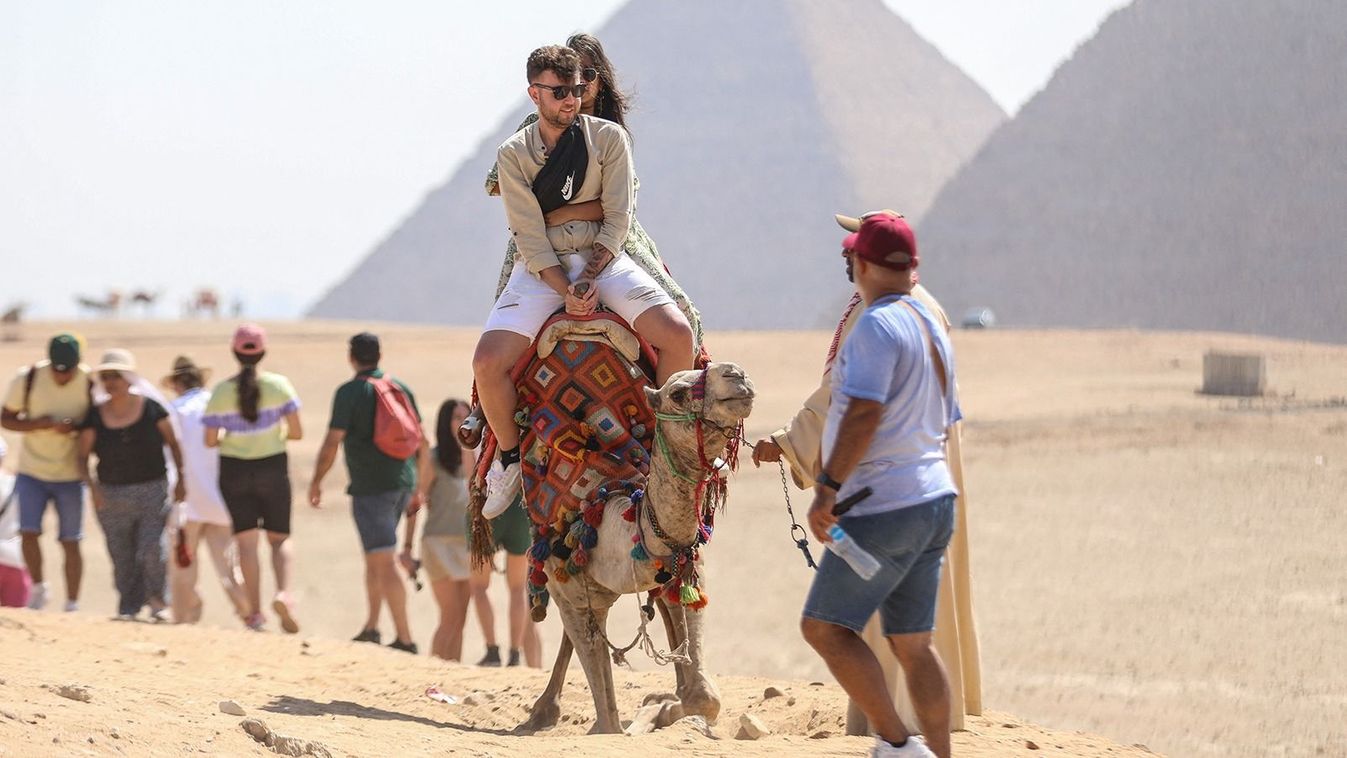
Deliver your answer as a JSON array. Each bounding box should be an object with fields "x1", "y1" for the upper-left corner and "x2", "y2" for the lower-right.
[{"x1": 516, "y1": 362, "x2": 755, "y2": 735}]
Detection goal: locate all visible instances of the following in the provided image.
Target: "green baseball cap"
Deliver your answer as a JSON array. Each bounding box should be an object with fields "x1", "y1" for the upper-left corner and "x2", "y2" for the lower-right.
[{"x1": 48, "y1": 333, "x2": 81, "y2": 372}]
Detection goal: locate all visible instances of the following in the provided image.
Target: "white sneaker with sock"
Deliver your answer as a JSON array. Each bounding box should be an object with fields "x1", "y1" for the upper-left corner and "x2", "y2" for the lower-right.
[
  {"x1": 63, "y1": 600, "x2": 79, "y2": 613},
  {"x1": 482, "y1": 459, "x2": 521, "y2": 519},
  {"x1": 871, "y1": 735, "x2": 936, "y2": 758},
  {"x1": 27, "y1": 582, "x2": 48, "y2": 610}
]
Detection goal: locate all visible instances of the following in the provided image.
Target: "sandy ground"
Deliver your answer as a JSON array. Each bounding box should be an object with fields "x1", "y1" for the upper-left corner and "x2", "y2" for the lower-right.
[
  {"x1": 1, "y1": 319, "x2": 1344, "y2": 757},
  {"x1": 0, "y1": 609, "x2": 1150, "y2": 757}
]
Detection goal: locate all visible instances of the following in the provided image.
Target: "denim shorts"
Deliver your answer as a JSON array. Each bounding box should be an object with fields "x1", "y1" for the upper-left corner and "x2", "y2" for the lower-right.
[
  {"x1": 352, "y1": 489, "x2": 410, "y2": 553},
  {"x1": 802, "y1": 494, "x2": 956, "y2": 636},
  {"x1": 16, "y1": 475, "x2": 85, "y2": 542}
]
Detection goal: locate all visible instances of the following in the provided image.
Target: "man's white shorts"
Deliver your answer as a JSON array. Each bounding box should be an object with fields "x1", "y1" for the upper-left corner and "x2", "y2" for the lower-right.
[{"x1": 483, "y1": 254, "x2": 674, "y2": 341}]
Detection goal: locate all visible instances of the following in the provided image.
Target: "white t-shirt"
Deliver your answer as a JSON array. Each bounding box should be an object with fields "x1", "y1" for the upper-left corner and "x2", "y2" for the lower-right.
[
  {"x1": 822, "y1": 294, "x2": 960, "y2": 516},
  {"x1": 170, "y1": 388, "x2": 231, "y2": 526}
]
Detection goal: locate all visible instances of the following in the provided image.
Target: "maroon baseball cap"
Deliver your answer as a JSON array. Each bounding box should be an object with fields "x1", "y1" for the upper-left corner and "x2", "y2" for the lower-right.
[{"x1": 842, "y1": 214, "x2": 917, "y2": 271}]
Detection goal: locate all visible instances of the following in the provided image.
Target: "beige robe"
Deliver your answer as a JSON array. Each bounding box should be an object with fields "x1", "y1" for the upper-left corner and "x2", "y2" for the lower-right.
[{"x1": 771, "y1": 283, "x2": 983, "y2": 732}]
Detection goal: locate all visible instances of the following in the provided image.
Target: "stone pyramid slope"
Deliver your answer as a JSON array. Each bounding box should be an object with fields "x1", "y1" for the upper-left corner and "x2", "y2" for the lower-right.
[
  {"x1": 916, "y1": 0, "x2": 1347, "y2": 343},
  {"x1": 309, "y1": 0, "x2": 1005, "y2": 329}
]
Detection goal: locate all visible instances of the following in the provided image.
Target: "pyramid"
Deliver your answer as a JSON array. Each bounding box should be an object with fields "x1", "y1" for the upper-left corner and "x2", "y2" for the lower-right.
[
  {"x1": 309, "y1": 0, "x2": 1005, "y2": 329},
  {"x1": 916, "y1": 0, "x2": 1347, "y2": 343}
]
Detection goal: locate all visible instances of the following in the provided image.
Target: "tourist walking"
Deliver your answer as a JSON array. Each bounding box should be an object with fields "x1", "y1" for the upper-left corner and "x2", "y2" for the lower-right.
[
  {"x1": 399, "y1": 398, "x2": 474, "y2": 661},
  {"x1": 0, "y1": 333, "x2": 92, "y2": 611},
  {"x1": 162, "y1": 356, "x2": 248, "y2": 623},
  {"x1": 308, "y1": 332, "x2": 427, "y2": 653},
  {"x1": 76, "y1": 349, "x2": 185, "y2": 621},
  {"x1": 204, "y1": 324, "x2": 303, "y2": 632},
  {"x1": 798, "y1": 215, "x2": 961, "y2": 758}
]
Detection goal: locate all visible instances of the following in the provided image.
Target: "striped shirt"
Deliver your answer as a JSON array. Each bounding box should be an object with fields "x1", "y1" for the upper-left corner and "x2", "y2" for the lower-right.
[{"x1": 203, "y1": 372, "x2": 300, "y2": 460}]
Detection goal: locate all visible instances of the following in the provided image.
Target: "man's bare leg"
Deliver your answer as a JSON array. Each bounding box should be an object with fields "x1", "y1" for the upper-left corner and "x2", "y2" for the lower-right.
[
  {"x1": 60, "y1": 540, "x2": 82, "y2": 603},
  {"x1": 801, "y1": 618, "x2": 913, "y2": 747},
  {"x1": 632, "y1": 304, "x2": 694, "y2": 385},
  {"x1": 472, "y1": 330, "x2": 533, "y2": 452},
  {"x1": 889, "y1": 632, "x2": 951, "y2": 758}
]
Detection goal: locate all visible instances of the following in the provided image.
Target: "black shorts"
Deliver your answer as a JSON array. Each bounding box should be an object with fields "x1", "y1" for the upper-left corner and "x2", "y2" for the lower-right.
[{"x1": 219, "y1": 453, "x2": 292, "y2": 535}]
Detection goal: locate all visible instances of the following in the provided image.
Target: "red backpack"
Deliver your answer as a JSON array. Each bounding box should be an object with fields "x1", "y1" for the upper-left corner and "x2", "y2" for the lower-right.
[{"x1": 363, "y1": 376, "x2": 422, "y2": 460}]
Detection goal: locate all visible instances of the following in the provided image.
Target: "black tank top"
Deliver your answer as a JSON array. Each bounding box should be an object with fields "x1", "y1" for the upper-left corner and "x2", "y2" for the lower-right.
[{"x1": 86, "y1": 398, "x2": 169, "y2": 485}]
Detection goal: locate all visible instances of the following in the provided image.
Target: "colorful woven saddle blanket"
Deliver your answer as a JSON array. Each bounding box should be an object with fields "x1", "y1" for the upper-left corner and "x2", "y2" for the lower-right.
[{"x1": 514, "y1": 312, "x2": 658, "y2": 530}]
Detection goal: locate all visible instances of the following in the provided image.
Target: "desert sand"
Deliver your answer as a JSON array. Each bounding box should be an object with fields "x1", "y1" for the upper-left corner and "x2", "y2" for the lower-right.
[{"x1": 2, "y1": 319, "x2": 1344, "y2": 757}]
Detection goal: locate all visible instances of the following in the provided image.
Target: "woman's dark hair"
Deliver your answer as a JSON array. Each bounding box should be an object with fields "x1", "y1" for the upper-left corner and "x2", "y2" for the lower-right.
[
  {"x1": 567, "y1": 33, "x2": 629, "y2": 129},
  {"x1": 234, "y1": 350, "x2": 264, "y2": 423},
  {"x1": 435, "y1": 399, "x2": 468, "y2": 476}
]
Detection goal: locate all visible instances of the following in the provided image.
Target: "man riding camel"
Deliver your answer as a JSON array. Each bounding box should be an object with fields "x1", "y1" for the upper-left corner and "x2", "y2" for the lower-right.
[{"x1": 472, "y1": 45, "x2": 694, "y2": 519}]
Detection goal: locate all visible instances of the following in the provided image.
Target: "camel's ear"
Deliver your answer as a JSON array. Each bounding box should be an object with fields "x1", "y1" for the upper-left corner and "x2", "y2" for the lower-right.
[{"x1": 643, "y1": 385, "x2": 662, "y2": 411}]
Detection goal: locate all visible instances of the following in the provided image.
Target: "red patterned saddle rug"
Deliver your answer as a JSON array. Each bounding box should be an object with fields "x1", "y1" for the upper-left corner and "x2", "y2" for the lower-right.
[{"x1": 513, "y1": 312, "x2": 658, "y2": 528}]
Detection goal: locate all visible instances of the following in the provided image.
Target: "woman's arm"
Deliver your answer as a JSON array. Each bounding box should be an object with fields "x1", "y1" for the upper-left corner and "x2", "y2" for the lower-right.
[
  {"x1": 157, "y1": 417, "x2": 187, "y2": 503},
  {"x1": 285, "y1": 411, "x2": 303, "y2": 441},
  {"x1": 544, "y1": 199, "x2": 605, "y2": 227},
  {"x1": 77, "y1": 428, "x2": 104, "y2": 510},
  {"x1": 398, "y1": 499, "x2": 420, "y2": 575}
]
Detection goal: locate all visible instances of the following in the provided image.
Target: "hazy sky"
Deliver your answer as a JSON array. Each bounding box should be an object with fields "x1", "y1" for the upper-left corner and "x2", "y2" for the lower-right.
[{"x1": 0, "y1": 0, "x2": 1128, "y2": 320}]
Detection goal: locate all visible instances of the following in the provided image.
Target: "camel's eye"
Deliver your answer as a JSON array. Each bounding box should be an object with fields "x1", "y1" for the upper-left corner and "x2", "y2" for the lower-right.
[{"x1": 669, "y1": 387, "x2": 689, "y2": 405}]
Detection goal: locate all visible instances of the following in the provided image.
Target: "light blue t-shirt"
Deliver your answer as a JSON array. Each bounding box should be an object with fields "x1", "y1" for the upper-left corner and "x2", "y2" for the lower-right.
[{"x1": 822, "y1": 294, "x2": 960, "y2": 516}]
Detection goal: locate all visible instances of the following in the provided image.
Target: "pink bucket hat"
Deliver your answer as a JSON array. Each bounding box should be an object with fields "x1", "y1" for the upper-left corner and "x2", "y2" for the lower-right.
[{"x1": 232, "y1": 323, "x2": 267, "y2": 356}]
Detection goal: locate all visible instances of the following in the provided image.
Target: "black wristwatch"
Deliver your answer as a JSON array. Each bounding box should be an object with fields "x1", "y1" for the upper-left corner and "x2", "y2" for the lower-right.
[{"x1": 816, "y1": 472, "x2": 844, "y2": 492}]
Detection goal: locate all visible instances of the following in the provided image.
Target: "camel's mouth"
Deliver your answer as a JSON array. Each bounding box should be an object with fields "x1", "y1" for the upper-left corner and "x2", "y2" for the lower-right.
[{"x1": 704, "y1": 363, "x2": 755, "y2": 425}]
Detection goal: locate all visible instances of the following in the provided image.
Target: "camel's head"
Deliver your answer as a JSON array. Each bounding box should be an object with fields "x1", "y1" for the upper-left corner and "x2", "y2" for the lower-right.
[{"x1": 643, "y1": 362, "x2": 755, "y2": 432}]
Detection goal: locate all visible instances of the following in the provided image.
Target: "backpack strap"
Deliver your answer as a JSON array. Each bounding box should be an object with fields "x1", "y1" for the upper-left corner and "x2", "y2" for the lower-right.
[
  {"x1": 899, "y1": 299, "x2": 950, "y2": 397},
  {"x1": 21, "y1": 363, "x2": 37, "y2": 419}
]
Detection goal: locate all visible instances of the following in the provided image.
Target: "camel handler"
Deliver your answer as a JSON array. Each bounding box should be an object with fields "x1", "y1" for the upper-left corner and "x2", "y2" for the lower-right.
[{"x1": 752, "y1": 211, "x2": 981, "y2": 737}]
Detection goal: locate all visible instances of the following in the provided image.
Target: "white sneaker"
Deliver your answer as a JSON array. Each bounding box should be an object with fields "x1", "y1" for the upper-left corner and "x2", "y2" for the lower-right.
[
  {"x1": 27, "y1": 582, "x2": 48, "y2": 610},
  {"x1": 63, "y1": 600, "x2": 79, "y2": 613},
  {"x1": 482, "y1": 460, "x2": 521, "y2": 519},
  {"x1": 871, "y1": 735, "x2": 936, "y2": 758}
]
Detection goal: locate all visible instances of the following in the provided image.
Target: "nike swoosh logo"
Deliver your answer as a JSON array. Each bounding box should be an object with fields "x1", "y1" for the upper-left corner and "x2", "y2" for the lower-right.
[{"x1": 561, "y1": 173, "x2": 574, "y2": 201}]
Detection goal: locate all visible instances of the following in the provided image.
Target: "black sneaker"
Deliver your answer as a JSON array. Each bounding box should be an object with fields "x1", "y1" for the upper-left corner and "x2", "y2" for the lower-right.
[
  {"x1": 507, "y1": 648, "x2": 522, "y2": 667},
  {"x1": 352, "y1": 628, "x2": 381, "y2": 644},
  {"x1": 477, "y1": 644, "x2": 501, "y2": 666},
  {"x1": 387, "y1": 639, "x2": 418, "y2": 654}
]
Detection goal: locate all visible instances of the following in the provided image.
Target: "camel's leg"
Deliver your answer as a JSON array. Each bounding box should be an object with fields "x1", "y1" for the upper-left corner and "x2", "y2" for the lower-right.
[
  {"x1": 517, "y1": 631, "x2": 574, "y2": 733},
  {"x1": 655, "y1": 597, "x2": 688, "y2": 692},
  {"x1": 554, "y1": 595, "x2": 623, "y2": 734},
  {"x1": 673, "y1": 603, "x2": 721, "y2": 724}
]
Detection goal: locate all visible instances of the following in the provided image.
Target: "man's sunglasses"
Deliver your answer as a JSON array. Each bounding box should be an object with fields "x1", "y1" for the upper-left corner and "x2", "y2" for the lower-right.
[
  {"x1": 530, "y1": 82, "x2": 588, "y2": 101},
  {"x1": 97, "y1": 371, "x2": 124, "y2": 382}
]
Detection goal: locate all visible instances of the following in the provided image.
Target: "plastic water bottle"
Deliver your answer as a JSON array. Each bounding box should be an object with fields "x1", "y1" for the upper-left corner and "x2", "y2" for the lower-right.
[{"x1": 826, "y1": 524, "x2": 881, "y2": 580}]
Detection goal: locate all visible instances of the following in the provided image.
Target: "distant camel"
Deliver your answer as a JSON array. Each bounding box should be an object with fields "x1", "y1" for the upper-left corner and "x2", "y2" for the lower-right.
[
  {"x1": 130, "y1": 289, "x2": 163, "y2": 317},
  {"x1": 76, "y1": 291, "x2": 122, "y2": 318},
  {"x1": 1, "y1": 303, "x2": 23, "y2": 342},
  {"x1": 184, "y1": 288, "x2": 221, "y2": 319}
]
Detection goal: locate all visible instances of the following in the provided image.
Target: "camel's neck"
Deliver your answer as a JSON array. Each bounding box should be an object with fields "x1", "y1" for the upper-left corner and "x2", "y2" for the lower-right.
[{"x1": 643, "y1": 423, "x2": 722, "y2": 551}]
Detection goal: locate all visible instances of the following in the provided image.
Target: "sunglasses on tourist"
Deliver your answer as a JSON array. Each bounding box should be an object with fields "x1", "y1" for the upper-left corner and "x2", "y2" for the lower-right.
[
  {"x1": 530, "y1": 82, "x2": 588, "y2": 101},
  {"x1": 98, "y1": 371, "x2": 124, "y2": 382},
  {"x1": 582, "y1": 67, "x2": 598, "y2": 82}
]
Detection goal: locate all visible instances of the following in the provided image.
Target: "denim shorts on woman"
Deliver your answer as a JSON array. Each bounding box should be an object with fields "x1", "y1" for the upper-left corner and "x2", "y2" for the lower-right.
[
  {"x1": 352, "y1": 489, "x2": 411, "y2": 553},
  {"x1": 802, "y1": 494, "x2": 956, "y2": 636}
]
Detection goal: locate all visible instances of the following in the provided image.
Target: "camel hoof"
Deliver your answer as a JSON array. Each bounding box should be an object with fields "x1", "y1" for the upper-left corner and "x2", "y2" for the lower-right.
[
  {"x1": 587, "y1": 721, "x2": 623, "y2": 735},
  {"x1": 678, "y1": 683, "x2": 721, "y2": 725},
  {"x1": 516, "y1": 700, "x2": 561, "y2": 734}
]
